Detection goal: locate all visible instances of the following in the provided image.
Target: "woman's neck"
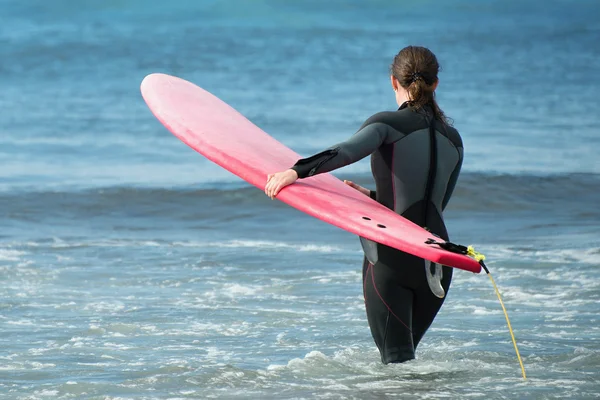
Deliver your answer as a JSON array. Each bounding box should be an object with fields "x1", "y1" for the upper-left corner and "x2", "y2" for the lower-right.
[{"x1": 395, "y1": 88, "x2": 411, "y2": 107}]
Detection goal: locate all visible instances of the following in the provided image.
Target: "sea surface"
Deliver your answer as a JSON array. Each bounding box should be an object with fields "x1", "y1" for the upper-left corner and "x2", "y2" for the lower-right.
[{"x1": 1, "y1": 0, "x2": 599, "y2": 399}]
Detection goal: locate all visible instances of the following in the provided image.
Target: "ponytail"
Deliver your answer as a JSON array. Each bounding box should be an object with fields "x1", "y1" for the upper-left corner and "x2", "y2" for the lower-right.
[{"x1": 391, "y1": 46, "x2": 451, "y2": 125}]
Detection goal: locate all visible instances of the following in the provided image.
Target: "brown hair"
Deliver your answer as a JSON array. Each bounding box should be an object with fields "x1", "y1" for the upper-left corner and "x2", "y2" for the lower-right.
[{"x1": 390, "y1": 46, "x2": 450, "y2": 125}]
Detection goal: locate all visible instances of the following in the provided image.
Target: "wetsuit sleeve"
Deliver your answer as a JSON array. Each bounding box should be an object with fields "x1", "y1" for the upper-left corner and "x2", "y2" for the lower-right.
[
  {"x1": 441, "y1": 147, "x2": 463, "y2": 210},
  {"x1": 291, "y1": 122, "x2": 389, "y2": 179}
]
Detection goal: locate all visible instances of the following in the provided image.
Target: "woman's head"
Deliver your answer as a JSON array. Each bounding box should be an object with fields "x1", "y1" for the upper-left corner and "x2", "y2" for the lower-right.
[{"x1": 390, "y1": 46, "x2": 448, "y2": 123}]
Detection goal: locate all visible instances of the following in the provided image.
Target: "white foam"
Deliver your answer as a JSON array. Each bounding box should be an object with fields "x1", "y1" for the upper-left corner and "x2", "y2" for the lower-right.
[
  {"x1": 30, "y1": 362, "x2": 56, "y2": 369},
  {"x1": 6, "y1": 319, "x2": 36, "y2": 326},
  {"x1": 263, "y1": 346, "x2": 480, "y2": 387},
  {"x1": 546, "y1": 313, "x2": 575, "y2": 322},
  {"x1": 206, "y1": 346, "x2": 232, "y2": 361},
  {"x1": 479, "y1": 245, "x2": 600, "y2": 266},
  {"x1": 33, "y1": 389, "x2": 59, "y2": 397},
  {"x1": 0, "y1": 249, "x2": 26, "y2": 261},
  {"x1": 29, "y1": 237, "x2": 345, "y2": 255},
  {"x1": 83, "y1": 301, "x2": 126, "y2": 313},
  {"x1": 203, "y1": 239, "x2": 342, "y2": 253},
  {"x1": 151, "y1": 320, "x2": 254, "y2": 338},
  {"x1": 451, "y1": 304, "x2": 502, "y2": 315},
  {"x1": 221, "y1": 371, "x2": 245, "y2": 379},
  {"x1": 104, "y1": 342, "x2": 134, "y2": 350},
  {"x1": 223, "y1": 283, "x2": 259, "y2": 296}
]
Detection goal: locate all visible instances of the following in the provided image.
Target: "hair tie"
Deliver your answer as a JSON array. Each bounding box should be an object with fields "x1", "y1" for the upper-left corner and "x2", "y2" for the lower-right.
[{"x1": 410, "y1": 72, "x2": 423, "y2": 83}]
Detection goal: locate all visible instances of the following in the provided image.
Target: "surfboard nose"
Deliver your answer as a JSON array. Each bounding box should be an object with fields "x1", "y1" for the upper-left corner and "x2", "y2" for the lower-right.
[{"x1": 141, "y1": 73, "x2": 167, "y2": 94}]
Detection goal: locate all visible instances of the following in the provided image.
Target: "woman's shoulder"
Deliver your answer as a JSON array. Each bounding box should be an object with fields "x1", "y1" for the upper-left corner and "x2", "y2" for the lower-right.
[
  {"x1": 440, "y1": 123, "x2": 463, "y2": 149},
  {"x1": 359, "y1": 107, "x2": 428, "y2": 135},
  {"x1": 359, "y1": 111, "x2": 390, "y2": 125},
  {"x1": 358, "y1": 109, "x2": 462, "y2": 146},
  {"x1": 358, "y1": 110, "x2": 409, "y2": 131}
]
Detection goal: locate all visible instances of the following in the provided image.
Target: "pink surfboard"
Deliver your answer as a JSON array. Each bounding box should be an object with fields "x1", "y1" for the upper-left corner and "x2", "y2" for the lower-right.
[{"x1": 141, "y1": 73, "x2": 481, "y2": 273}]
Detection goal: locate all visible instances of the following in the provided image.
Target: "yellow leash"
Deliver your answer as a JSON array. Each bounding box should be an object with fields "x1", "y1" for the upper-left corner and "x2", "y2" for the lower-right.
[
  {"x1": 485, "y1": 268, "x2": 527, "y2": 380},
  {"x1": 426, "y1": 240, "x2": 527, "y2": 380},
  {"x1": 467, "y1": 246, "x2": 527, "y2": 380}
]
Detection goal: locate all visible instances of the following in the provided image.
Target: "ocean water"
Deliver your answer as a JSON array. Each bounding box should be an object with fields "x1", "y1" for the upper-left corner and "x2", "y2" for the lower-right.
[{"x1": 1, "y1": 0, "x2": 599, "y2": 399}]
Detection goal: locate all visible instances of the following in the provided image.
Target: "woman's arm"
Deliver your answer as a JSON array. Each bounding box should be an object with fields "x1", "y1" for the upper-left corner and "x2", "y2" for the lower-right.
[
  {"x1": 265, "y1": 122, "x2": 390, "y2": 199},
  {"x1": 290, "y1": 122, "x2": 390, "y2": 178}
]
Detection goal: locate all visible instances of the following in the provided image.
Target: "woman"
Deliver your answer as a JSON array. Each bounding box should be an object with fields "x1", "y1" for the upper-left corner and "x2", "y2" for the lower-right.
[{"x1": 264, "y1": 46, "x2": 463, "y2": 364}]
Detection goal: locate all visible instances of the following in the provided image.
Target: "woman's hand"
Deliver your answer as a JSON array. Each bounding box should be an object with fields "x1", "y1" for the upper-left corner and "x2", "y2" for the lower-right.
[
  {"x1": 344, "y1": 180, "x2": 370, "y2": 196},
  {"x1": 265, "y1": 169, "x2": 299, "y2": 199}
]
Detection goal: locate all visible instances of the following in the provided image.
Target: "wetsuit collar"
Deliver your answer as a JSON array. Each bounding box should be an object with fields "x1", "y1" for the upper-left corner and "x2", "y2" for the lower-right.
[
  {"x1": 398, "y1": 102, "x2": 434, "y2": 117},
  {"x1": 398, "y1": 101, "x2": 410, "y2": 110}
]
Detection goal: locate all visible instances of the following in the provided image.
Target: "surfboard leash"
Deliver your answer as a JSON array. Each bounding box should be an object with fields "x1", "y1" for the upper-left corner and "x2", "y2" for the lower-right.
[{"x1": 425, "y1": 239, "x2": 527, "y2": 380}]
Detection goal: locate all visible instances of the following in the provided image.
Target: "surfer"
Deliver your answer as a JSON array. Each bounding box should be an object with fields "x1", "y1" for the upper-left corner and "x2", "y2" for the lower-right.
[{"x1": 264, "y1": 46, "x2": 463, "y2": 364}]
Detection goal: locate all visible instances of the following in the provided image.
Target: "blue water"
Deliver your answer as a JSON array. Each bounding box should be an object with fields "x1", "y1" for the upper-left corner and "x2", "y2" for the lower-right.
[{"x1": 1, "y1": 0, "x2": 599, "y2": 399}]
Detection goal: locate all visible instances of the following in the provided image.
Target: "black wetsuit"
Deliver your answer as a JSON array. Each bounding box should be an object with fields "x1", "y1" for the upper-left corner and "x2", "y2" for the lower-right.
[{"x1": 291, "y1": 102, "x2": 463, "y2": 363}]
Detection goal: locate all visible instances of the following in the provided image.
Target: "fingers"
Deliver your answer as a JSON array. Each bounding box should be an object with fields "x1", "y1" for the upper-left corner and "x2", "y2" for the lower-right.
[
  {"x1": 265, "y1": 175, "x2": 274, "y2": 198},
  {"x1": 265, "y1": 174, "x2": 280, "y2": 199},
  {"x1": 273, "y1": 177, "x2": 291, "y2": 199},
  {"x1": 344, "y1": 180, "x2": 370, "y2": 196},
  {"x1": 272, "y1": 182, "x2": 283, "y2": 199},
  {"x1": 267, "y1": 182, "x2": 282, "y2": 199},
  {"x1": 265, "y1": 171, "x2": 297, "y2": 200},
  {"x1": 265, "y1": 179, "x2": 286, "y2": 199},
  {"x1": 269, "y1": 184, "x2": 277, "y2": 199},
  {"x1": 344, "y1": 180, "x2": 362, "y2": 191}
]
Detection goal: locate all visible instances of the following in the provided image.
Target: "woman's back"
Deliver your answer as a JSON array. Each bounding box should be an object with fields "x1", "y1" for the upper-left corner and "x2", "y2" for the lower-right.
[{"x1": 366, "y1": 104, "x2": 463, "y2": 230}]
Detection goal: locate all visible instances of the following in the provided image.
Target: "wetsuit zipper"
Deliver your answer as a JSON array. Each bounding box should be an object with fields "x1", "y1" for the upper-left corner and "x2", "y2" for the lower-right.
[{"x1": 422, "y1": 116, "x2": 437, "y2": 229}]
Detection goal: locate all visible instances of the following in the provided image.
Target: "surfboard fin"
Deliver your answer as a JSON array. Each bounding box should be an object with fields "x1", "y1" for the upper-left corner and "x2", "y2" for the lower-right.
[
  {"x1": 359, "y1": 236, "x2": 378, "y2": 265},
  {"x1": 425, "y1": 261, "x2": 445, "y2": 298}
]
